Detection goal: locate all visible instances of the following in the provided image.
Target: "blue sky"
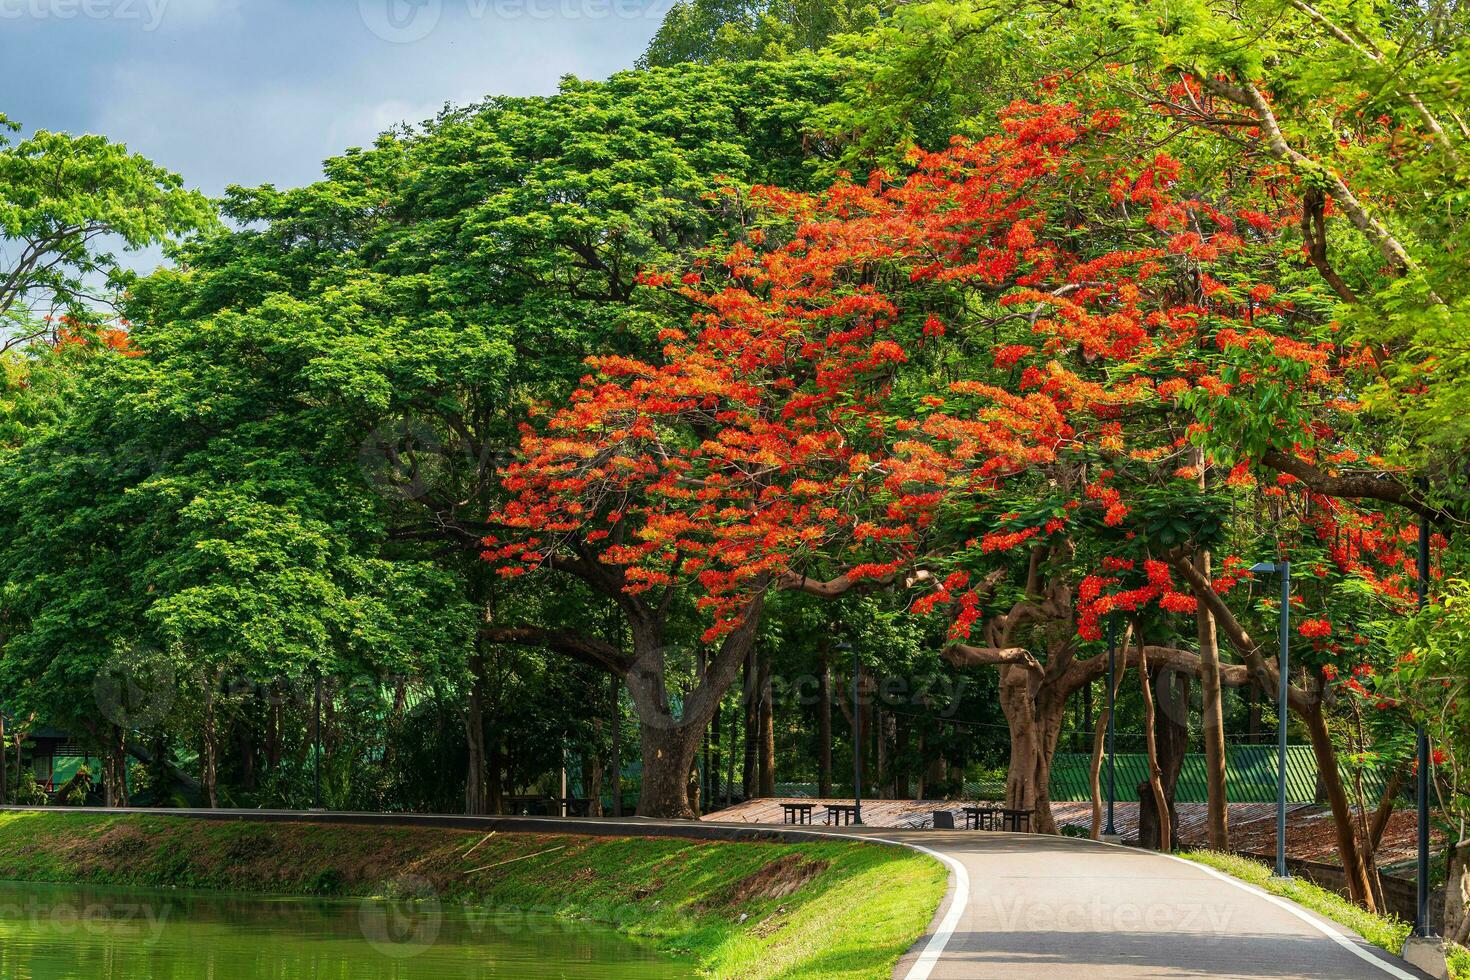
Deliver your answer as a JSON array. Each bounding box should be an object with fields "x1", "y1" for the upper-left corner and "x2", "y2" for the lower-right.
[{"x1": 2, "y1": 0, "x2": 670, "y2": 198}]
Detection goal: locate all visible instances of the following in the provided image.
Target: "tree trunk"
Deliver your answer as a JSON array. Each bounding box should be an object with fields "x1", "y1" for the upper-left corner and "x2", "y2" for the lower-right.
[
  {"x1": 895, "y1": 717, "x2": 911, "y2": 799},
  {"x1": 263, "y1": 685, "x2": 282, "y2": 773},
  {"x1": 609, "y1": 674, "x2": 623, "y2": 817},
  {"x1": 1368, "y1": 769, "x2": 1404, "y2": 852},
  {"x1": 758, "y1": 649, "x2": 775, "y2": 797},
  {"x1": 1300, "y1": 696, "x2": 1377, "y2": 910},
  {"x1": 998, "y1": 665, "x2": 1046, "y2": 826},
  {"x1": 487, "y1": 735, "x2": 504, "y2": 815},
  {"x1": 1195, "y1": 550, "x2": 1230, "y2": 850},
  {"x1": 742, "y1": 651, "x2": 758, "y2": 800},
  {"x1": 818, "y1": 659, "x2": 832, "y2": 797},
  {"x1": 619, "y1": 599, "x2": 764, "y2": 818},
  {"x1": 636, "y1": 722, "x2": 705, "y2": 818},
  {"x1": 463, "y1": 651, "x2": 490, "y2": 816},
  {"x1": 708, "y1": 700, "x2": 721, "y2": 811},
  {"x1": 1138, "y1": 640, "x2": 1172, "y2": 852},
  {"x1": 201, "y1": 691, "x2": 219, "y2": 810},
  {"x1": 1139, "y1": 664, "x2": 1188, "y2": 851},
  {"x1": 1447, "y1": 841, "x2": 1469, "y2": 947},
  {"x1": 0, "y1": 713, "x2": 7, "y2": 805},
  {"x1": 236, "y1": 725, "x2": 256, "y2": 792},
  {"x1": 1088, "y1": 658, "x2": 1124, "y2": 839},
  {"x1": 586, "y1": 718, "x2": 604, "y2": 818},
  {"x1": 876, "y1": 710, "x2": 889, "y2": 799},
  {"x1": 724, "y1": 699, "x2": 737, "y2": 808}
]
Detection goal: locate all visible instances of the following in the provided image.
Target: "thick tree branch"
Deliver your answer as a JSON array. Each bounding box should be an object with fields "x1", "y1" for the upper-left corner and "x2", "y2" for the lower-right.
[
  {"x1": 941, "y1": 643, "x2": 1043, "y2": 671},
  {"x1": 481, "y1": 627, "x2": 635, "y2": 676},
  {"x1": 1259, "y1": 449, "x2": 1439, "y2": 521},
  {"x1": 774, "y1": 567, "x2": 935, "y2": 597},
  {"x1": 1168, "y1": 556, "x2": 1310, "y2": 713},
  {"x1": 1196, "y1": 75, "x2": 1423, "y2": 281}
]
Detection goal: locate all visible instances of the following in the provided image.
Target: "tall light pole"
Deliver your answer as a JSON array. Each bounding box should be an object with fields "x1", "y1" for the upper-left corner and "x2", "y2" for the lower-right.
[
  {"x1": 837, "y1": 641, "x2": 862, "y2": 825},
  {"x1": 1104, "y1": 616, "x2": 1118, "y2": 839},
  {"x1": 1414, "y1": 482, "x2": 1435, "y2": 939},
  {"x1": 1251, "y1": 560, "x2": 1292, "y2": 879}
]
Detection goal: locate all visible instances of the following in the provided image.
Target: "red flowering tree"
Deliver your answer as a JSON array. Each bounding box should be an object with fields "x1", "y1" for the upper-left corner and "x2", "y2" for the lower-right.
[
  {"x1": 485, "y1": 93, "x2": 1434, "y2": 865},
  {"x1": 485, "y1": 100, "x2": 1268, "y2": 819}
]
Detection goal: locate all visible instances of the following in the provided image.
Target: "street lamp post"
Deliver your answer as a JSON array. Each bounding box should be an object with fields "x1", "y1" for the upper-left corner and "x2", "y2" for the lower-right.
[
  {"x1": 1251, "y1": 560, "x2": 1292, "y2": 880},
  {"x1": 1104, "y1": 616, "x2": 1118, "y2": 839},
  {"x1": 837, "y1": 641, "x2": 862, "y2": 825}
]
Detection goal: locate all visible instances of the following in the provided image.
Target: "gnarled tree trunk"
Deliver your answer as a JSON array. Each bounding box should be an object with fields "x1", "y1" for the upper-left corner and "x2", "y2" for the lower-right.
[
  {"x1": 1138, "y1": 639, "x2": 1172, "y2": 852},
  {"x1": 818, "y1": 658, "x2": 832, "y2": 797},
  {"x1": 1195, "y1": 548, "x2": 1230, "y2": 851},
  {"x1": 463, "y1": 651, "x2": 490, "y2": 815},
  {"x1": 1301, "y1": 694, "x2": 1377, "y2": 910},
  {"x1": 1139, "y1": 663, "x2": 1189, "y2": 851}
]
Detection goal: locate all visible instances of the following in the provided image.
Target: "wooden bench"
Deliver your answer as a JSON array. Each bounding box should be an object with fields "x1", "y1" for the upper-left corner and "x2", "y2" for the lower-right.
[
  {"x1": 824, "y1": 803, "x2": 860, "y2": 826},
  {"x1": 781, "y1": 802, "x2": 815, "y2": 825}
]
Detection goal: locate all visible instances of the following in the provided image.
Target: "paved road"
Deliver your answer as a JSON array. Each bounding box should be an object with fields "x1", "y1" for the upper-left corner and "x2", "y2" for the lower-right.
[
  {"x1": 880, "y1": 829, "x2": 1430, "y2": 980},
  {"x1": 3, "y1": 807, "x2": 1431, "y2": 979}
]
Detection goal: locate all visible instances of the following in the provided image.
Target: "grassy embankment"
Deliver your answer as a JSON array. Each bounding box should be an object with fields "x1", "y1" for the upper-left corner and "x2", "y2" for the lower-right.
[
  {"x1": 0, "y1": 811, "x2": 945, "y2": 979},
  {"x1": 1183, "y1": 850, "x2": 1468, "y2": 979}
]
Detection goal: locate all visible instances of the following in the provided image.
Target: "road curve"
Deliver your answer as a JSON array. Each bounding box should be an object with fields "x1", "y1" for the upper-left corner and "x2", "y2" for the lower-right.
[
  {"x1": 1, "y1": 807, "x2": 1432, "y2": 979},
  {"x1": 881, "y1": 829, "x2": 1431, "y2": 980}
]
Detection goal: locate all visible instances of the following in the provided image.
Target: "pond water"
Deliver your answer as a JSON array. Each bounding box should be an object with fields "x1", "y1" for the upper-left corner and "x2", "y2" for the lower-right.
[{"x1": 0, "y1": 879, "x2": 694, "y2": 979}]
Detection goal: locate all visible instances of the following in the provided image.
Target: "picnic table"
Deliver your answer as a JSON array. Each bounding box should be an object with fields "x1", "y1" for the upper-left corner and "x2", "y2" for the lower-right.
[
  {"x1": 824, "y1": 803, "x2": 860, "y2": 826},
  {"x1": 961, "y1": 805, "x2": 1031, "y2": 832},
  {"x1": 782, "y1": 802, "x2": 816, "y2": 825}
]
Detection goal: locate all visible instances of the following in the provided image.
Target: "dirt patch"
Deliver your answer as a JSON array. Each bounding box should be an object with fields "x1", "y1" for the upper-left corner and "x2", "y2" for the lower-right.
[
  {"x1": 90, "y1": 824, "x2": 152, "y2": 861},
  {"x1": 706, "y1": 854, "x2": 829, "y2": 910},
  {"x1": 222, "y1": 830, "x2": 279, "y2": 864}
]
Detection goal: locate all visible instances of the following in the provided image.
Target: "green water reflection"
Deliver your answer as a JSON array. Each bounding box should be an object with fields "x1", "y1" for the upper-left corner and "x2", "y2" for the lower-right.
[{"x1": 0, "y1": 880, "x2": 693, "y2": 979}]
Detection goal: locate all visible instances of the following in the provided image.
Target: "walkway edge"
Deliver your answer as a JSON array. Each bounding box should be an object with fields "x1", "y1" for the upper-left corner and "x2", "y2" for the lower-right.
[
  {"x1": 1071, "y1": 831, "x2": 1427, "y2": 980},
  {"x1": 873, "y1": 836, "x2": 969, "y2": 980},
  {"x1": 1163, "y1": 852, "x2": 1423, "y2": 980}
]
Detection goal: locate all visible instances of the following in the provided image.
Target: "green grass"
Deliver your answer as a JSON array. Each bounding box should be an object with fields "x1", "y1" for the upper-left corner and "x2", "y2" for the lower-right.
[
  {"x1": 1448, "y1": 943, "x2": 1470, "y2": 980},
  {"x1": 1181, "y1": 850, "x2": 1412, "y2": 955},
  {"x1": 0, "y1": 811, "x2": 945, "y2": 979}
]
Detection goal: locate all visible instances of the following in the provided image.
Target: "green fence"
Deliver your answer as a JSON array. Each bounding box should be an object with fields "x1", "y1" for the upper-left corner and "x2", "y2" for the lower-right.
[{"x1": 1049, "y1": 744, "x2": 1393, "y2": 804}]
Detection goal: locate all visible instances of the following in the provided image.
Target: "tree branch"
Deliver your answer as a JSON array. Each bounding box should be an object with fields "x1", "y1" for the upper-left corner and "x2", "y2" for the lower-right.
[{"x1": 481, "y1": 627, "x2": 634, "y2": 676}]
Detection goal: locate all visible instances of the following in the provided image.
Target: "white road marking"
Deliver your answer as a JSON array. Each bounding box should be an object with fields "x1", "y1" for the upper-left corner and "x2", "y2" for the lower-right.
[
  {"x1": 874, "y1": 837, "x2": 970, "y2": 980},
  {"x1": 1157, "y1": 852, "x2": 1422, "y2": 980}
]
